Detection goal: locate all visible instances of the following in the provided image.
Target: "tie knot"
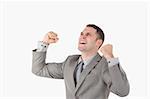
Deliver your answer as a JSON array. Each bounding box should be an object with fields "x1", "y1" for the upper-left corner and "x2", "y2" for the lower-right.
[
  {"x1": 78, "y1": 60, "x2": 84, "y2": 67},
  {"x1": 80, "y1": 61, "x2": 84, "y2": 65}
]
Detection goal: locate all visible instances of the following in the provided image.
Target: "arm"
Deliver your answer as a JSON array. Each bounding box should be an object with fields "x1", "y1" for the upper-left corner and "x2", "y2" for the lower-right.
[
  {"x1": 109, "y1": 63, "x2": 129, "y2": 96},
  {"x1": 32, "y1": 31, "x2": 64, "y2": 79},
  {"x1": 32, "y1": 49, "x2": 65, "y2": 79},
  {"x1": 100, "y1": 44, "x2": 130, "y2": 97}
]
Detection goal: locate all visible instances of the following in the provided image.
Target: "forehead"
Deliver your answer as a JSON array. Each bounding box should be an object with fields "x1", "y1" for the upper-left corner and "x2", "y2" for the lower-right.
[{"x1": 82, "y1": 27, "x2": 97, "y2": 33}]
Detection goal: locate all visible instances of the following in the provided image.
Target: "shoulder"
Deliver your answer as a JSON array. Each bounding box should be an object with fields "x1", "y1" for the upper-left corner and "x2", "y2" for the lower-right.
[{"x1": 67, "y1": 54, "x2": 81, "y2": 60}]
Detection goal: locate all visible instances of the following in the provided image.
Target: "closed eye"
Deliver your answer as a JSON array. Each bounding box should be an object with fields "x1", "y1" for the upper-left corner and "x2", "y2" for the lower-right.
[
  {"x1": 80, "y1": 32, "x2": 83, "y2": 36},
  {"x1": 86, "y1": 33, "x2": 91, "y2": 36},
  {"x1": 80, "y1": 32, "x2": 92, "y2": 37}
]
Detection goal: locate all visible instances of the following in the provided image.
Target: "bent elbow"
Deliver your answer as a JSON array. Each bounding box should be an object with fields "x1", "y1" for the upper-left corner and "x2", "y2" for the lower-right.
[
  {"x1": 118, "y1": 83, "x2": 130, "y2": 97},
  {"x1": 31, "y1": 65, "x2": 42, "y2": 76}
]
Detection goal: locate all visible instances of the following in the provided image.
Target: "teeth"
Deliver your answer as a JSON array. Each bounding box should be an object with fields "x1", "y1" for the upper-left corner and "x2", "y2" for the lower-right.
[{"x1": 80, "y1": 41, "x2": 86, "y2": 44}]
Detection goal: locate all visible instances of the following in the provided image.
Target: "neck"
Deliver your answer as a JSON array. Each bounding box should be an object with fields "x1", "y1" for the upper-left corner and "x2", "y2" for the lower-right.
[{"x1": 81, "y1": 50, "x2": 97, "y2": 61}]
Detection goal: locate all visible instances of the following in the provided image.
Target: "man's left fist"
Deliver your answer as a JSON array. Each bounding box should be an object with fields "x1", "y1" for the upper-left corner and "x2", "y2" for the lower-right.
[{"x1": 100, "y1": 44, "x2": 114, "y2": 59}]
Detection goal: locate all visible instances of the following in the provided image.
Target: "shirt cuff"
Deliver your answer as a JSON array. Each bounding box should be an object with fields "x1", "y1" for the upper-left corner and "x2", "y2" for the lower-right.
[
  {"x1": 36, "y1": 41, "x2": 49, "y2": 52},
  {"x1": 107, "y1": 58, "x2": 119, "y2": 67}
]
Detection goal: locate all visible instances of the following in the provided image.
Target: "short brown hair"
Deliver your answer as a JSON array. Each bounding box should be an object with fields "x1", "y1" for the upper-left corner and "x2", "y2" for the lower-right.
[{"x1": 86, "y1": 24, "x2": 105, "y2": 43}]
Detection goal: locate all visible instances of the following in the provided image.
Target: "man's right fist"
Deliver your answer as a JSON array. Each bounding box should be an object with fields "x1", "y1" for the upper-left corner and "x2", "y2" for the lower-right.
[{"x1": 43, "y1": 31, "x2": 59, "y2": 44}]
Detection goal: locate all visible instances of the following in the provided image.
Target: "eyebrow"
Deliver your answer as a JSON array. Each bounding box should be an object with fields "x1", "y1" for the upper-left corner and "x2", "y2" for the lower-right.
[{"x1": 80, "y1": 32, "x2": 92, "y2": 34}]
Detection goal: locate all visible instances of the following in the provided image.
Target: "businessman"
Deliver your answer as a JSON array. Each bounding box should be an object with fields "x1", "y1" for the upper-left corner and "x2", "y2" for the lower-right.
[{"x1": 32, "y1": 24, "x2": 130, "y2": 99}]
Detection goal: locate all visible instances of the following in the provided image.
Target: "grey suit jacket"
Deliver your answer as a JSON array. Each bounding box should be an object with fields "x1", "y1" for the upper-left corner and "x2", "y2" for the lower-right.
[{"x1": 32, "y1": 50, "x2": 130, "y2": 99}]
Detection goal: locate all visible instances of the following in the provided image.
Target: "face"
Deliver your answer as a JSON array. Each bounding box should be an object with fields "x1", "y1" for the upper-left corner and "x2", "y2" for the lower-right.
[{"x1": 78, "y1": 27, "x2": 102, "y2": 53}]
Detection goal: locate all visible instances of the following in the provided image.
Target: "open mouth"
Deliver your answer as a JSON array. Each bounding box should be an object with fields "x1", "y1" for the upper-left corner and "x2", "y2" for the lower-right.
[
  {"x1": 79, "y1": 40, "x2": 87, "y2": 45},
  {"x1": 80, "y1": 42, "x2": 86, "y2": 44}
]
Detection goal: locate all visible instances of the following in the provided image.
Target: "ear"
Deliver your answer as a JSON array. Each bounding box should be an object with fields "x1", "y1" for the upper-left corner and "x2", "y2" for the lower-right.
[{"x1": 96, "y1": 39, "x2": 103, "y2": 48}]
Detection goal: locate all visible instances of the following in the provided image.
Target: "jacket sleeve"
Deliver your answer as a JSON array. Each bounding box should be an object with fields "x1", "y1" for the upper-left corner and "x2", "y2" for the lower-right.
[
  {"x1": 102, "y1": 61, "x2": 130, "y2": 97},
  {"x1": 32, "y1": 49, "x2": 66, "y2": 79}
]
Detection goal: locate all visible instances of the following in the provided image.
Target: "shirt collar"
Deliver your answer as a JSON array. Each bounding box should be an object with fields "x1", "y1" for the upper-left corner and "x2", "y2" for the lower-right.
[{"x1": 78, "y1": 53, "x2": 97, "y2": 69}]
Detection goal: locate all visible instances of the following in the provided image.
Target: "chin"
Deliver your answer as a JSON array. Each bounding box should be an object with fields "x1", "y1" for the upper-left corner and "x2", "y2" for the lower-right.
[
  {"x1": 78, "y1": 47, "x2": 84, "y2": 52},
  {"x1": 78, "y1": 47, "x2": 87, "y2": 52}
]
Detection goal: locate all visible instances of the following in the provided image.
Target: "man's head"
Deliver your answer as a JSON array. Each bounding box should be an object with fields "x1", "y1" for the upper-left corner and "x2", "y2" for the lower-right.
[{"x1": 78, "y1": 24, "x2": 104, "y2": 53}]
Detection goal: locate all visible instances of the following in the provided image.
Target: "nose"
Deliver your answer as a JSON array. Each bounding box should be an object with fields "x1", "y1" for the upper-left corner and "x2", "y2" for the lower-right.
[{"x1": 80, "y1": 34, "x2": 86, "y2": 39}]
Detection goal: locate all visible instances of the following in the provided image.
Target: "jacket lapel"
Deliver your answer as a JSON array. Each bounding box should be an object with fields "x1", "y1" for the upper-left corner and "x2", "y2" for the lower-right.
[
  {"x1": 68, "y1": 55, "x2": 80, "y2": 91},
  {"x1": 74, "y1": 53, "x2": 102, "y2": 94}
]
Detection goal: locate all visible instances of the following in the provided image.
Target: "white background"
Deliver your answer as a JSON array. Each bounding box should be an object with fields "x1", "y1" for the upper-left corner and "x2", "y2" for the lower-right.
[{"x1": 0, "y1": 0, "x2": 149, "y2": 99}]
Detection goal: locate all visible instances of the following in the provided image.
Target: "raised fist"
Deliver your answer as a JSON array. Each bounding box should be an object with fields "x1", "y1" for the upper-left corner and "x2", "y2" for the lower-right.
[
  {"x1": 43, "y1": 31, "x2": 59, "y2": 44},
  {"x1": 100, "y1": 44, "x2": 114, "y2": 59}
]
